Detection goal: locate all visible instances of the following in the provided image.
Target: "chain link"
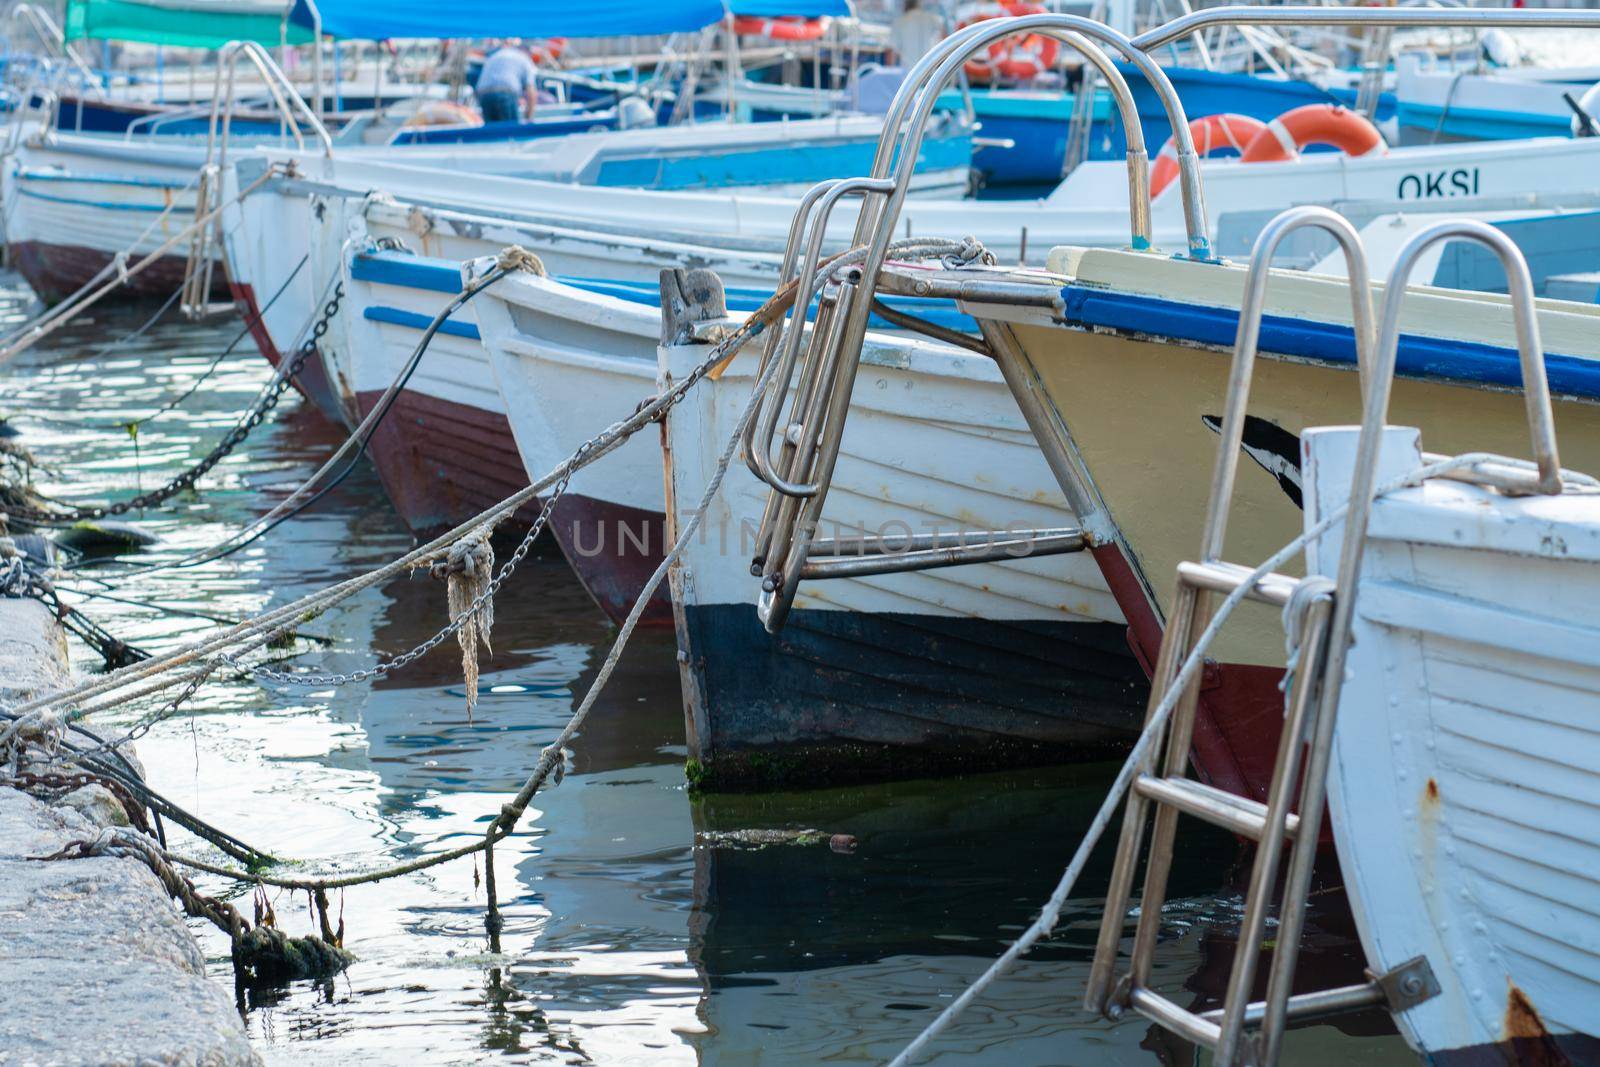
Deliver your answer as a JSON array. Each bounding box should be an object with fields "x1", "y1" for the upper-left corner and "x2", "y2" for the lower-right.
[
  {"x1": 2, "y1": 769, "x2": 157, "y2": 839},
  {"x1": 75, "y1": 661, "x2": 217, "y2": 755},
  {"x1": 4, "y1": 284, "x2": 345, "y2": 527},
  {"x1": 240, "y1": 286, "x2": 771, "y2": 691}
]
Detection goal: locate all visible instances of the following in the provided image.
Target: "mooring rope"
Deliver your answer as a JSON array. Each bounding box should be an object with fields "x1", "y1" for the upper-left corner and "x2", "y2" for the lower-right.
[
  {"x1": 884, "y1": 451, "x2": 1600, "y2": 1066},
  {"x1": 5, "y1": 236, "x2": 976, "y2": 909}
]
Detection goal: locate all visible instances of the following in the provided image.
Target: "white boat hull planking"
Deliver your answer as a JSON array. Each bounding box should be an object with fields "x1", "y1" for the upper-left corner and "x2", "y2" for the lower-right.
[{"x1": 1305, "y1": 425, "x2": 1600, "y2": 1065}]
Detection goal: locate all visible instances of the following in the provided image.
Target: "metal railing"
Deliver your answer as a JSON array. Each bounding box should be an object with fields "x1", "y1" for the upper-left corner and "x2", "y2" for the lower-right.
[
  {"x1": 180, "y1": 41, "x2": 333, "y2": 319},
  {"x1": 737, "y1": 2, "x2": 1600, "y2": 636},
  {"x1": 7, "y1": 4, "x2": 98, "y2": 97},
  {"x1": 1085, "y1": 207, "x2": 1565, "y2": 1065}
]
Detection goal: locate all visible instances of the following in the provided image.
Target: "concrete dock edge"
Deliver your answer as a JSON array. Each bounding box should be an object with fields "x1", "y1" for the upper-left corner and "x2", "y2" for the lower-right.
[{"x1": 0, "y1": 597, "x2": 260, "y2": 1067}]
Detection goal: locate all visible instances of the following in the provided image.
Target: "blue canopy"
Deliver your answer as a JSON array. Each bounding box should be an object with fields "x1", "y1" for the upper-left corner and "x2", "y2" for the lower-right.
[
  {"x1": 730, "y1": 0, "x2": 850, "y2": 14},
  {"x1": 289, "y1": 0, "x2": 728, "y2": 40}
]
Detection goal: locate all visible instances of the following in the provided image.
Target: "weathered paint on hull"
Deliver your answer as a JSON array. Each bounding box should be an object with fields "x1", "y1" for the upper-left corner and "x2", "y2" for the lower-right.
[
  {"x1": 353, "y1": 387, "x2": 537, "y2": 537},
  {"x1": 675, "y1": 599, "x2": 1147, "y2": 789},
  {"x1": 8, "y1": 239, "x2": 226, "y2": 306},
  {"x1": 547, "y1": 494, "x2": 672, "y2": 628},
  {"x1": 231, "y1": 280, "x2": 346, "y2": 425}
]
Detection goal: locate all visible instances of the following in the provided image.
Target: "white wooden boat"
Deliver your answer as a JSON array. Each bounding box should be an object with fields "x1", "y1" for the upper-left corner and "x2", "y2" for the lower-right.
[
  {"x1": 1304, "y1": 424, "x2": 1600, "y2": 1065},
  {"x1": 1299, "y1": 218, "x2": 1600, "y2": 1062},
  {"x1": 0, "y1": 132, "x2": 225, "y2": 303},
  {"x1": 222, "y1": 158, "x2": 795, "y2": 426},
  {"x1": 1066, "y1": 207, "x2": 1600, "y2": 1065},
  {"x1": 328, "y1": 238, "x2": 539, "y2": 537},
  {"x1": 4, "y1": 110, "x2": 971, "y2": 304},
  {"x1": 863, "y1": 246, "x2": 1600, "y2": 810},
  {"x1": 1394, "y1": 46, "x2": 1600, "y2": 144},
  {"x1": 471, "y1": 263, "x2": 1144, "y2": 786},
  {"x1": 657, "y1": 297, "x2": 1142, "y2": 787}
]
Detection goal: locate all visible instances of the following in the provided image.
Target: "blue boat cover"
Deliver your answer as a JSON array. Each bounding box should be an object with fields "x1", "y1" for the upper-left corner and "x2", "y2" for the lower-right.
[{"x1": 289, "y1": 0, "x2": 727, "y2": 40}]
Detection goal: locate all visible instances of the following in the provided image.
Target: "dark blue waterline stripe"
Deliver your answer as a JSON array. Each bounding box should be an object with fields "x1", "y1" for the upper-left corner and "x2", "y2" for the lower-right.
[
  {"x1": 15, "y1": 187, "x2": 186, "y2": 212},
  {"x1": 1060, "y1": 284, "x2": 1600, "y2": 401},
  {"x1": 17, "y1": 169, "x2": 192, "y2": 190},
  {"x1": 363, "y1": 305, "x2": 481, "y2": 339}
]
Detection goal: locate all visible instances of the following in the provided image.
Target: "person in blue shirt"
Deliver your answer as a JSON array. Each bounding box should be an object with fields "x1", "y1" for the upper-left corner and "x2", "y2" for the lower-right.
[{"x1": 476, "y1": 40, "x2": 538, "y2": 123}]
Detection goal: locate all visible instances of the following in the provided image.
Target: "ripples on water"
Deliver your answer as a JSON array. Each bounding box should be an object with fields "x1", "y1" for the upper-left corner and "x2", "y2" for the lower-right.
[{"x1": 0, "y1": 273, "x2": 1414, "y2": 1065}]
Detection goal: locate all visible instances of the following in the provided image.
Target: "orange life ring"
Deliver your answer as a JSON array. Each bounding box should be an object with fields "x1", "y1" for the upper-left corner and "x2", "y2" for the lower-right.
[
  {"x1": 1239, "y1": 104, "x2": 1386, "y2": 163},
  {"x1": 732, "y1": 15, "x2": 827, "y2": 41},
  {"x1": 955, "y1": 2, "x2": 1051, "y2": 82},
  {"x1": 1150, "y1": 113, "x2": 1267, "y2": 198}
]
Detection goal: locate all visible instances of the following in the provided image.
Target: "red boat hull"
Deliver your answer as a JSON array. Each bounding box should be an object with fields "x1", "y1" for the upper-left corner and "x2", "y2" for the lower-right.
[
  {"x1": 1092, "y1": 542, "x2": 1293, "y2": 809},
  {"x1": 351, "y1": 387, "x2": 671, "y2": 626},
  {"x1": 230, "y1": 279, "x2": 346, "y2": 425},
  {"x1": 9, "y1": 240, "x2": 227, "y2": 306}
]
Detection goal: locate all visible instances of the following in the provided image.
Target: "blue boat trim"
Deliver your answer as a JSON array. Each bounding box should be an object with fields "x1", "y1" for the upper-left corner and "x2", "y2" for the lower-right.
[
  {"x1": 16, "y1": 169, "x2": 194, "y2": 190},
  {"x1": 350, "y1": 252, "x2": 460, "y2": 293},
  {"x1": 591, "y1": 134, "x2": 972, "y2": 191},
  {"x1": 1395, "y1": 100, "x2": 1571, "y2": 142},
  {"x1": 363, "y1": 304, "x2": 481, "y2": 339},
  {"x1": 15, "y1": 187, "x2": 183, "y2": 212},
  {"x1": 1059, "y1": 284, "x2": 1600, "y2": 401}
]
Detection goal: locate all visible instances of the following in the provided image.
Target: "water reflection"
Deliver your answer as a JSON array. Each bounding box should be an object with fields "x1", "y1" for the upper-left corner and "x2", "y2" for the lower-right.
[{"x1": 0, "y1": 276, "x2": 1414, "y2": 1065}]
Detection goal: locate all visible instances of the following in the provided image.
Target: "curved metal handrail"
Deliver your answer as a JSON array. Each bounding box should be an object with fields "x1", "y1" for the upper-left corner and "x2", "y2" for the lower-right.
[
  {"x1": 862, "y1": 13, "x2": 1211, "y2": 259},
  {"x1": 742, "y1": 177, "x2": 851, "y2": 492},
  {"x1": 1084, "y1": 202, "x2": 1382, "y2": 1067},
  {"x1": 748, "y1": 20, "x2": 1157, "y2": 500},
  {"x1": 1370, "y1": 220, "x2": 1561, "y2": 497},
  {"x1": 745, "y1": 14, "x2": 1218, "y2": 632},
  {"x1": 1200, "y1": 205, "x2": 1376, "y2": 563},
  {"x1": 205, "y1": 41, "x2": 335, "y2": 166},
  {"x1": 1134, "y1": 3, "x2": 1600, "y2": 52}
]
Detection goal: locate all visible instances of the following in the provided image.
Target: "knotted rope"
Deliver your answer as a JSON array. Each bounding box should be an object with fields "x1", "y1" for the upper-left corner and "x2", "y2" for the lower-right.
[
  {"x1": 430, "y1": 533, "x2": 495, "y2": 718},
  {"x1": 35, "y1": 827, "x2": 352, "y2": 982}
]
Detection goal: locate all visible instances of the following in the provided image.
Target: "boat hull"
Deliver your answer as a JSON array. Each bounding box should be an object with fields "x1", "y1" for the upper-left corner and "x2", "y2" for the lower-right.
[
  {"x1": 7, "y1": 239, "x2": 211, "y2": 305},
  {"x1": 658, "y1": 324, "x2": 1143, "y2": 790},
  {"x1": 351, "y1": 386, "x2": 536, "y2": 538},
  {"x1": 3, "y1": 136, "x2": 227, "y2": 305},
  {"x1": 984, "y1": 247, "x2": 1600, "y2": 802},
  {"x1": 1306, "y1": 427, "x2": 1600, "y2": 1062},
  {"x1": 470, "y1": 265, "x2": 673, "y2": 626},
  {"x1": 229, "y1": 278, "x2": 346, "y2": 424},
  {"x1": 338, "y1": 249, "x2": 541, "y2": 537}
]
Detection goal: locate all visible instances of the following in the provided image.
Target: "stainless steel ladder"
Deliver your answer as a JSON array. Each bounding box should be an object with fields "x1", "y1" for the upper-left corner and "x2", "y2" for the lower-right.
[
  {"x1": 739, "y1": 12, "x2": 1212, "y2": 633},
  {"x1": 1083, "y1": 205, "x2": 1451, "y2": 1065}
]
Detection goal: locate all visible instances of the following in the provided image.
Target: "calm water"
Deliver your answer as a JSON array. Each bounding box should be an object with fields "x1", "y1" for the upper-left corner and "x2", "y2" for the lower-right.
[{"x1": 0, "y1": 275, "x2": 1415, "y2": 1066}]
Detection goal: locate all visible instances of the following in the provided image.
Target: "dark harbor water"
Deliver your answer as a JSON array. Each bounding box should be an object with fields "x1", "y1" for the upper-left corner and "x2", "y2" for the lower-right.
[{"x1": 0, "y1": 276, "x2": 1416, "y2": 1065}]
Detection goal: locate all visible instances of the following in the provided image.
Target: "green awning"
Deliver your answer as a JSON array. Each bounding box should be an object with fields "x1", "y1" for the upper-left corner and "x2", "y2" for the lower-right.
[{"x1": 64, "y1": 0, "x2": 312, "y2": 49}]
